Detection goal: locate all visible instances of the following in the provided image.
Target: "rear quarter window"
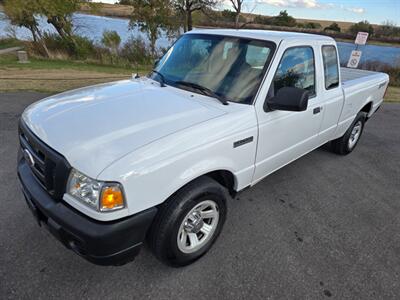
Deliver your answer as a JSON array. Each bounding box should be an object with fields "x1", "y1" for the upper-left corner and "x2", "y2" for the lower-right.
[{"x1": 322, "y1": 45, "x2": 339, "y2": 89}]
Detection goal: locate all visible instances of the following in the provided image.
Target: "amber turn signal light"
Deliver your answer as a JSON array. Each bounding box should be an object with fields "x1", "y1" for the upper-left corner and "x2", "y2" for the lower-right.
[{"x1": 100, "y1": 185, "x2": 125, "y2": 211}]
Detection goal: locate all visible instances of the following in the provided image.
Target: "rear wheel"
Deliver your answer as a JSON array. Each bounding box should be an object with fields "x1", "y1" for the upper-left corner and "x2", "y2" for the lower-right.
[
  {"x1": 331, "y1": 112, "x2": 366, "y2": 155},
  {"x1": 147, "y1": 177, "x2": 228, "y2": 267}
]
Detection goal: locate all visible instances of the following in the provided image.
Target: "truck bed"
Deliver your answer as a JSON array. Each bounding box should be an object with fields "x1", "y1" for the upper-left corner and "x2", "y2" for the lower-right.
[{"x1": 341, "y1": 67, "x2": 384, "y2": 85}]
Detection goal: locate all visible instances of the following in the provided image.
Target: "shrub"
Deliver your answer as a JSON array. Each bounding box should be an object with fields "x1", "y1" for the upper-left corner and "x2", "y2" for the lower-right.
[
  {"x1": 40, "y1": 33, "x2": 96, "y2": 60},
  {"x1": 375, "y1": 21, "x2": 400, "y2": 38},
  {"x1": 119, "y1": 37, "x2": 153, "y2": 66},
  {"x1": 253, "y1": 11, "x2": 296, "y2": 27},
  {"x1": 358, "y1": 60, "x2": 400, "y2": 87},
  {"x1": 304, "y1": 22, "x2": 322, "y2": 29},
  {"x1": 324, "y1": 22, "x2": 341, "y2": 32},
  {"x1": 101, "y1": 30, "x2": 121, "y2": 53},
  {"x1": 73, "y1": 35, "x2": 96, "y2": 59},
  {"x1": 221, "y1": 9, "x2": 236, "y2": 22},
  {"x1": 349, "y1": 21, "x2": 374, "y2": 36},
  {"x1": 270, "y1": 10, "x2": 297, "y2": 27},
  {"x1": 253, "y1": 15, "x2": 271, "y2": 25},
  {"x1": 219, "y1": 9, "x2": 245, "y2": 23},
  {"x1": 0, "y1": 37, "x2": 23, "y2": 50}
]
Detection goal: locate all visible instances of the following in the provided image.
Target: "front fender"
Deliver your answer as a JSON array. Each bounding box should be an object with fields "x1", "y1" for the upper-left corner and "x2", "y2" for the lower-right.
[{"x1": 98, "y1": 133, "x2": 257, "y2": 216}]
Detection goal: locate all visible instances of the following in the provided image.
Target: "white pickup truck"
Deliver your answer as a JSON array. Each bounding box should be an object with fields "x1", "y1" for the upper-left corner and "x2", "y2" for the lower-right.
[{"x1": 18, "y1": 29, "x2": 389, "y2": 267}]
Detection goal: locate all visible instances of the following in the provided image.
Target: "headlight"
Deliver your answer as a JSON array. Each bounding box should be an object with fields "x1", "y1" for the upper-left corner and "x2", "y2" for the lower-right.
[{"x1": 67, "y1": 169, "x2": 125, "y2": 212}]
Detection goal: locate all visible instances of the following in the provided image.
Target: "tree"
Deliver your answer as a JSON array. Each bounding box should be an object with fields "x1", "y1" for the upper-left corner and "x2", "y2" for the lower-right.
[
  {"x1": 229, "y1": 0, "x2": 244, "y2": 29},
  {"x1": 376, "y1": 20, "x2": 400, "y2": 37},
  {"x1": 36, "y1": 0, "x2": 94, "y2": 55},
  {"x1": 102, "y1": 30, "x2": 121, "y2": 54},
  {"x1": 129, "y1": 0, "x2": 175, "y2": 57},
  {"x1": 173, "y1": 0, "x2": 217, "y2": 32},
  {"x1": 221, "y1": 9, "x2": 236, "y2": 22},
  {"x1": 38, "y1": 0, "x2": 86, "y2": 40},
  {"x1": 271, "y1": 10, "x2": 296, "y2": 27},
  {"x1": 3, "y1": 0, "x2": 51, "y2": 57},
  {"x1": 324, "y1": 22, "x2": 341, "y2": 32},
  {"x1": 349, "y1": 20, "x2": 374, "y2": 36}
]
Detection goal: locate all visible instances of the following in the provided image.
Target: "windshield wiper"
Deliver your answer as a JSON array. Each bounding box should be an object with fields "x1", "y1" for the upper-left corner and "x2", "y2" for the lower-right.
[
  {"x1": 175, "y1": 81, "x2": 229, "y2": 105},
  {"x1": 150, "y1": 69, "x2": 166, "y2": 87}
]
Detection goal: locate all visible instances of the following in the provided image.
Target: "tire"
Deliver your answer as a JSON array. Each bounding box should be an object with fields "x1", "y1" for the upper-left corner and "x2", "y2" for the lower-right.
[
  {"x1": 330, "y1": 112, "x2": 366, "y2": 155},
  {"x1": 147, "y1": 176, "x2": 228, "y2": 267}
]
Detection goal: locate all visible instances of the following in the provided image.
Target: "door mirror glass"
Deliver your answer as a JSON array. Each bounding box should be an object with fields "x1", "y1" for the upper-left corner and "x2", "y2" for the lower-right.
[{"x1": 265, "y1": 87, "x2": 309, "y2": 112}]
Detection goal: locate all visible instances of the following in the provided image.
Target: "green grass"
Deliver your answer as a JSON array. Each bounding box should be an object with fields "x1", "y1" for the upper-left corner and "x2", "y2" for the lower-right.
[
  {"x1": 0, "y1": 54, "x2": 152, "y2": 93},
  {"x1": 0, "y1": 54, "x2": 151, "y2": 74},
  {"x1": 385, "y1": 87, "x2": 400, "y2": 103},
  {"x1": 0, "y1": 38, "x2": 24, "y2": 50}
]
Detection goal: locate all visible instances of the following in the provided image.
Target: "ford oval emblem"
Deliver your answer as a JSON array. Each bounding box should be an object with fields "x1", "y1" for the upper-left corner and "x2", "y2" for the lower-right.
[{"x1": 23, "y1": 149, "x2": 35, "y2": 168}]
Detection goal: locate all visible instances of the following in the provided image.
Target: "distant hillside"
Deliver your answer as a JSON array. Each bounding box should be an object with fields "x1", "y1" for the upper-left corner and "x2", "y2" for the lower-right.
[
  {"x1": 79, "y1": 3, "x2": 133, "y2": 18},
  {"x1": 241, "y1": 13, "x2": 380, "y2": 30},
  {"x1": 78, "y1": 3, "x2": 381, "y2": 29}
]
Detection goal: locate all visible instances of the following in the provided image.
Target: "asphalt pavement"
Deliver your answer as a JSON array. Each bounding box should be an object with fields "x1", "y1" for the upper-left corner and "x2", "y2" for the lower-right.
[{"x1": 1, "y1": 92, "x2": 400, "y2": 299}]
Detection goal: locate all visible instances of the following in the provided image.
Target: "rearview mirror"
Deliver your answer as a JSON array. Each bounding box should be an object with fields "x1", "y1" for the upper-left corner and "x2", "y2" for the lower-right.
[{"x1": 265, "y1": 87, "x2": 309, "y2": 112}]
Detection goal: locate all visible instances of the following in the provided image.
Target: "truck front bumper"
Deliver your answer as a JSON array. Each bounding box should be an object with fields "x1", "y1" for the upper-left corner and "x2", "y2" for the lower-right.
[{"x1": 17, "y1": 159, "x2": 157, "y2": 266}]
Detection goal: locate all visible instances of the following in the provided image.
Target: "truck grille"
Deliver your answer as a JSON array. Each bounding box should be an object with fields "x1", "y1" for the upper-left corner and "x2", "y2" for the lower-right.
[{"x1": 18, "y1": 119, "x2": 71, "y2": 200}]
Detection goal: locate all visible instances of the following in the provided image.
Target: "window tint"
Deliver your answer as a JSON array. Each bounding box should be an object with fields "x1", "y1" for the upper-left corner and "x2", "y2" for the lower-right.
[
  {"x1": 270, "y1": 46, "x2": 315, "y2": 97},
  {"x1": 322, "y1": 45, "x2": 339, "y2": 89}
]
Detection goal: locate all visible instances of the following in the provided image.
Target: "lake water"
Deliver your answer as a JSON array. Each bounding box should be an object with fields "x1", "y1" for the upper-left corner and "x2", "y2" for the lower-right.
[{"x1": 1, "y1": 12, "x2": 399, "y2": 66}]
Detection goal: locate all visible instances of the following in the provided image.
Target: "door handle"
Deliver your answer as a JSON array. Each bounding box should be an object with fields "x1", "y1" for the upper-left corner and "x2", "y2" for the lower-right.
[{"x1": 313, "y1": 107, "x2": 322, "y2": 114}]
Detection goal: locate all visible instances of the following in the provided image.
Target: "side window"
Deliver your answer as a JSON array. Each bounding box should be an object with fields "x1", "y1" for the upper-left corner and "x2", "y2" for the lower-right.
[
  {"x1": 270, "y1": 46, "x2": 315, "y2": 97},
  {"x1": 322, "y1": 45, "x2": 339, "y2": 89}
]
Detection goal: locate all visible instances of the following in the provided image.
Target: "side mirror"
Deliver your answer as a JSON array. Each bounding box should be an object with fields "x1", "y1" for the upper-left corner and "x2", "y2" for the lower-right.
[
  {"x1": 265, "y1": 87, "x2": 309, "y2": 112},
  {"x1": 153, "y1": 59, "x2": 160, "y2": 68}
]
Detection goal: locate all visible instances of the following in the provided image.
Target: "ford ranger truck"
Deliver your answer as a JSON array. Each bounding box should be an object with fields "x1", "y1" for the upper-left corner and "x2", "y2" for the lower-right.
[{"x1": 17, "y1": 30, "x2": 389, "y2": 267}]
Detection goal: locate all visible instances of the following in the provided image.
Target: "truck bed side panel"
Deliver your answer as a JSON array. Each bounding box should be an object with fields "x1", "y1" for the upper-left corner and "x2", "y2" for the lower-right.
[{"x1": 334, "y1": 68, "x2": 389, "y2": 139}]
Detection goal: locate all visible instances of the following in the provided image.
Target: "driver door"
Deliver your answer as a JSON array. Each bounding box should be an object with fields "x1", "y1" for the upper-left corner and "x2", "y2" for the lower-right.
[{"x1": 252, "y1": 42, "x2": 324, "y2": 183}]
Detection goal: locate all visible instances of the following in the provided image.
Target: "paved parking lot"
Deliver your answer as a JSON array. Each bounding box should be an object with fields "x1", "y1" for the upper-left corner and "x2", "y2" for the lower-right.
[{"x1": 1, "y1": 92, "x2": 400, "y2": 299}]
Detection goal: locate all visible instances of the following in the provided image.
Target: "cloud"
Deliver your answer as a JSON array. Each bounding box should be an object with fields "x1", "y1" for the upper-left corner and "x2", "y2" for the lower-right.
[
  {"x1": 346, "y1": 7, "x2": 365, "y2": 14},
  {"x1": 258, "y1": 0, "x2": 364, "y2": 14},
  {"x1": 258, "y1": 0, "x2": 330, "y2": 9}
]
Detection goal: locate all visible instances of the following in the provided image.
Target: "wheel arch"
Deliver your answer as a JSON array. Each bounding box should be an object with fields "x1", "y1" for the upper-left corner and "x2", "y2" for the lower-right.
[
  {"x1": 361, "y1": 101, "x2": 373, "y2": 118},
  {"x1": 203, "y1": 170, "x2": 237, "y2": 197},
  {"x1": 165, "y1": 169, "x2": 238, "y2": 203}
]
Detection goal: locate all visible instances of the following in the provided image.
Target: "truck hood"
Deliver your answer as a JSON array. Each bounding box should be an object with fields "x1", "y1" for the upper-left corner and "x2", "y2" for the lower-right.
[{"x1": 22, "y1": 79, "x2": 225, "y2": 177}]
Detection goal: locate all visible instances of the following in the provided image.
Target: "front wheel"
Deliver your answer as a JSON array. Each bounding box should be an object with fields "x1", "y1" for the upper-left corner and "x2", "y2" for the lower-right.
[
  {"x1": 147, "y1": 177, "x2": 228, "y2": 267},
  {"x1": 330, "y1": 112, "x2": 366, "y2": 155}
]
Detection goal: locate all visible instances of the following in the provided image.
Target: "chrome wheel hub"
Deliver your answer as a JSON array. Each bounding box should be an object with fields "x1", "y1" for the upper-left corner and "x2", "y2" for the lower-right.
[
  {"x1": 177, "y1": 200, "x2": 219, "y2": 254},
  {"x1": 184, "y1": 211, "x2": 204, "y2": 234}
]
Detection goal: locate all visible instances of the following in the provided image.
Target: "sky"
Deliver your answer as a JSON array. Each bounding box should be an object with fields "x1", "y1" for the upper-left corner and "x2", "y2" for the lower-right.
[{"x1": 94, "y1": 0, "x2": 400, "y2": 25}]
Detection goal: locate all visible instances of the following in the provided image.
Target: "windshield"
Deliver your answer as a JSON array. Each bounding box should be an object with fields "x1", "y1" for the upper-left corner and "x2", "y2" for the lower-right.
[{"x1": 151, "y1": 34, "x2": 276, "y2": 104}]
